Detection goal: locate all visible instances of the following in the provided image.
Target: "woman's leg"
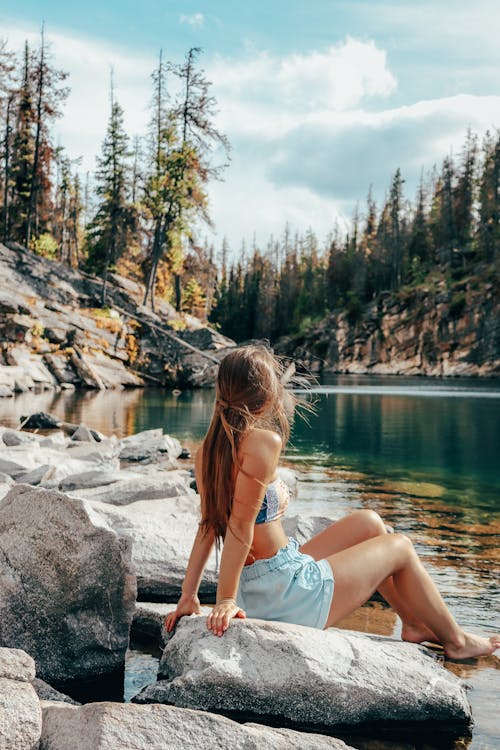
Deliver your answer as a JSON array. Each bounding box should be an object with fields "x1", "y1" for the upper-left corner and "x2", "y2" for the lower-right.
[
  {"x1": 301, "y1": 510, "x2": 437, "y2": 642},
  {"x1": 323, "y1": 533, "x2": 500, "y2": 659}
]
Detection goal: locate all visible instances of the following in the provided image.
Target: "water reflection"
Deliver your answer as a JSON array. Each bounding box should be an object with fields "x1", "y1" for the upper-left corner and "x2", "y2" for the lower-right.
[{"x1": 1, "y1": 378, "x2": 499, "y2": 748}]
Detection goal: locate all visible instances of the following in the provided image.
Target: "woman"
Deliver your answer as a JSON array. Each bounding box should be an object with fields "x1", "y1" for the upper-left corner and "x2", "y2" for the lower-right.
[{"x1": 166, "y1": 345, "x2": 499, "y2": 659}]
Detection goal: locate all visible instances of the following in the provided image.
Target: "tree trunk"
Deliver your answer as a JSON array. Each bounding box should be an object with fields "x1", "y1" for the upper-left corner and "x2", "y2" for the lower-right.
[
  {"x1": 26, "y1": 31, "x2": 45, "y2": 249},
  {"x1": 143, "y1": 220, "x2": 162, "y2": 308},
  {"x1": 2, "y1": 94, "x2": 14, "y2": 241},
  {"x1": 174, "y1": 273, "x2": 182, "y2": 312}
]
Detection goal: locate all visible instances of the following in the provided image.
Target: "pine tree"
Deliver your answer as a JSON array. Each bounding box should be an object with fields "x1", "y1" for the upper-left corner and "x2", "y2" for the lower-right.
[
  {"x1": 478, "y1": 130, "x2": 500, "y2": 262},
  {"x1": 85, "y1": 76, "x2": 132, "y2": 304},
  {"x1": 407, "y1": 176, "x2": 431, "y2": 280},
  {"x1": 0, "y1": 38, "x2": 16, "y2": 241},
  {"x1": 454, "y1": 130, "x2": 478, "y2": 258},
  {"x1": 25, "y1": 27, "x2": 69, "y2": 248},
  {"x1": 7, "y1": 42, "x2": 35, "y2": 242},
  {"x1": 388, "y1": 168, "x2": 405, "y2": 288},
  {"x1": 142, "y1": 48, "x2": 230, "y2": 312}
]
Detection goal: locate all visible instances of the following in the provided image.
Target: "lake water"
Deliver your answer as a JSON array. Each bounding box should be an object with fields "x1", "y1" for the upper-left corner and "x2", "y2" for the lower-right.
[{"x1": 1, "y1": 375, "x2": 499, "y2": 748}]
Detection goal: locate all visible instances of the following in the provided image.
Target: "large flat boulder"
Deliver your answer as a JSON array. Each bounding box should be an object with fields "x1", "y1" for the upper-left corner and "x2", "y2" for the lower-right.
[
  {"x1": 135, "y1": 617, "x2": 471, "y2": 729},
  {"x1": 39, "y1": 701, "x2": 353, "y2": 750},
  {"x1": 0, "y1": 647, "x2": 42, "y2": 750},
  {"x1": 89, "y1": 494, "x2": 217, "y2": 600},
  {"x1": 0, "y1": 485, "x2": 137, "y2": 683}
]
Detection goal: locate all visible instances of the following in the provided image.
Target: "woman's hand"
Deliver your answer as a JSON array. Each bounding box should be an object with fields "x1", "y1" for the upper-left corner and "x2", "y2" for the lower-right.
[
  {"x1": 165, "y1": 593, "x2": 202, "y2": 633},
  {"x1": 206, "y1": 598, "x2": 246, "y2": 637}
]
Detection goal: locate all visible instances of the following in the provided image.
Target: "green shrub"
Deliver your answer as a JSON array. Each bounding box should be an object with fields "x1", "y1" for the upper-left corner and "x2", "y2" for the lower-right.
[{"x1": 30, "y1": 233, "x2": 58, "y2": 259}]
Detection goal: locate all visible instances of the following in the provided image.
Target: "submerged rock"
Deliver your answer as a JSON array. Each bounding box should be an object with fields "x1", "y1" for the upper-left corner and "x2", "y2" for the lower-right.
[
  {"x1": 0, "y1": 485, "x2": 137, "y2": 683},
  {"x1": 0, "y1": 647, "x2": 42, "y2": 750},
  {"x1": 134, "y1": 617, "x2": 471, "y2": 728},
  {"x1": 39, "y1": 701, "x2": 353, "y2": 750}
]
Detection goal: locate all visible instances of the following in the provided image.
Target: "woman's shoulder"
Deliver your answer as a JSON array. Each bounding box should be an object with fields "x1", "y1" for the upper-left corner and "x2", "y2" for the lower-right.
[
  {"x1": 240, "y1": 428, "x2": 282, "y2": 464},
  {"x1": 238, "y1": 428, "x2": 282, "y2": 484}
]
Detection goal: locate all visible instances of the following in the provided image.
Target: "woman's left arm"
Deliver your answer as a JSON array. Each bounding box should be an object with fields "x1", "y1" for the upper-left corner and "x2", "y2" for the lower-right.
[{"x1": 206, "y1": 430, "x2": 282, "y2": 636}]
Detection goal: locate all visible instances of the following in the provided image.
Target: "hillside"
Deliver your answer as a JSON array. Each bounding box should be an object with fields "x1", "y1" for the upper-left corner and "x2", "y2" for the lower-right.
[
  {"x1": 274, "y1": 264, "x2": 500, "y2": 377},
  {"x1": 0, "y1": 242, "x2": 234, "y2": 397}
]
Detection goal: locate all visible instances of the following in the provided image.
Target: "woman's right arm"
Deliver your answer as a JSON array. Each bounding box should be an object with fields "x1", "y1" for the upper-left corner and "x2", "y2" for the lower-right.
[
  {"x1": 165, "y1": 448, "x2": 215, "y2": 632},
  {"x1": 164, "y1": 523, "x2": 215, "y2": 632}
]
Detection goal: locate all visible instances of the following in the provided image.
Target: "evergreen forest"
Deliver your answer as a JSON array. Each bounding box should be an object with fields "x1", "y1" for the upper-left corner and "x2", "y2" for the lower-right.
[{"x1": 1, "y1": 32, "x2": 499, "y2": 345}]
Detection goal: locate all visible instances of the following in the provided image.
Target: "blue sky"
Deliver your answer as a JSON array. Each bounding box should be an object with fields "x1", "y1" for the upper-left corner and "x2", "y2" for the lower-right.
[{"x1": 2, "y1": 1, "x2": 500, "y2": 250}]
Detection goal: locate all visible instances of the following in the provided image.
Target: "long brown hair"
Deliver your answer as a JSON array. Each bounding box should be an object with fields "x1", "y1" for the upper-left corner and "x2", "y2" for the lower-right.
[{"x1": 200, "y1": 345, "x2": 296, "y2": 542}]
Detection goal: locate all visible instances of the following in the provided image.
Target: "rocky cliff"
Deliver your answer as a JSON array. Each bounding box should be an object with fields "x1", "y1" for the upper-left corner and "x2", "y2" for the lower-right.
[
  {"x1": 0, "y1": 242, "x2": 234, "y2": 396},
  {"x1": 275, "y1": 266, "x2": 500, "y2": 377}
]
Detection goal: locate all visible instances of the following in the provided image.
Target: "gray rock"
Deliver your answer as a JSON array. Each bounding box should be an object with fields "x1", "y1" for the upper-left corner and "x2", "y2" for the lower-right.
[
  {"x1": 283, "y1": 514, "x2": 333, "y2": 546},
  {"x1": 0, "y1": 457, "x2": 29, "y2": 480},
  {"x1": 39, "y1": 701, "x2": 353, "y2": 750},
  {"x1": 0, "y1": 444, "x2": 119, "y2": 487},
  {"x1": 0, "y1": 484, "x2": 12, "y2": 503},
  {"x1": 132, "y1": 602, "x2": 213, "y2": 646},
  {"x1": 16, "y1": 464, "x2": 52, "y2": 486},
  {"x1": 0, "y1": 484, "x2": 137, "y2": 683},
  {"x1": 90, "y1": 494, "x2": 217, "y2": 600},
  {"x1": 135, "y1": 618, "x2": 471, "y2": 728},
  {"x1": 0, "y1": 648, "x2": 42, "y2": 750},
  {"x1": 0, "y1": 473, "x2": 14, "y2": 503},
  {"x1": 59, "y1": 470, "x2": 124, "y2": 492},
  {"x1": 32, "y1": 677, "x2": 80, "y2": 705},
  {"x1": 70, "y1": 471, "x2": 191, "y2": 505},
  {"x1": 0, "y1": 646, "x2": 36, "y2": 681},
  {"x1": 1, "y1": 428, "x2": 37, "y2": 446},
  {"x1": 70, "y1": 424, "x2": 96, "y2": 442},
  {"x1": 118, "y1": 429, "x2": 181, "y2": 463}
]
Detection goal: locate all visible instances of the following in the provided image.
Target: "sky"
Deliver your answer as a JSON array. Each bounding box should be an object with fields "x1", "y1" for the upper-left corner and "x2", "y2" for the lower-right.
[{"x1": 1, "y1": 1, "x2": 500, "y2": 253}]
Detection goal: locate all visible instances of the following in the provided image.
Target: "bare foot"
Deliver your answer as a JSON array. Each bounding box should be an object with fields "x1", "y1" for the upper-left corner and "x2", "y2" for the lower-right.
[
  {"x1": 444, "y1": 632, "x2": 500, "y2": 660},
  {"x1": 401, "y1": 622, "x2": 440, "y2": 645}
]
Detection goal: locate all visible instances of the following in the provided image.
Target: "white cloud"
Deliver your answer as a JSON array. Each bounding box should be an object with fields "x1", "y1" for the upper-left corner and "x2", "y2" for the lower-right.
[
  {"x1": 179, "y1": 13, "x2": 204, "y2": 28},
  {"x1": 209, "y1": 37, "x2": 396, "y2": 123},
  {"x1": 267, "y1": 94, "x2": 500, "y2": 201}
]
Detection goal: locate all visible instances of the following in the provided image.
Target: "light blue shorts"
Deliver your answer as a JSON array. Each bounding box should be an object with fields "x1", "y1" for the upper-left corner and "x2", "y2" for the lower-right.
[{"x1": 236, "y1": 538, "x2": 334, "y2": 629}]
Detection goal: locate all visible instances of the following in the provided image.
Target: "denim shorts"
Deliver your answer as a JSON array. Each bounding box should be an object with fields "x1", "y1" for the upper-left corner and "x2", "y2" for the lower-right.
[{"x1": 236, "y1": 538, "x2": 334, "y2": 629}]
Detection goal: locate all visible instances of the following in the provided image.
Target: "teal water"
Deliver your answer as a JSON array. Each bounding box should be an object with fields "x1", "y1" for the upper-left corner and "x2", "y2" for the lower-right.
[{"x1": 1, "y1": 375, "x2": 499, "y2": 748}]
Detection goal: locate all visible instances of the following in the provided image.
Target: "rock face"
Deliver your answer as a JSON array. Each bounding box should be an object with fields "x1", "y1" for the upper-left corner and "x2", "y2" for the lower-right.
[
  {"x1": 0, "y1": 647, "x2": 42, "y2": 750},
  {"x1": 0, "y1": 242, "x2": 235, "y2": 393},
  {"x1": 135, "y1": 617, "x2": 471, "y2": 728},
  {"x1": 0, "y1": 485, "x2": 137, "y2": 683},
  {"x1": 276, "y1": 278, "x2": 500, "y2": 377},
  {"x1": 89, "y1": 494, "x2": 218, "y2": 601},
  {"x1": 39, "y1": 701, "x2": 353, "y2": 750}
]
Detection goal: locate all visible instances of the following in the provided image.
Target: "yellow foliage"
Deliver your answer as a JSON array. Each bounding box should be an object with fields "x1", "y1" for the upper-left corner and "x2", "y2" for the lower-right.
[
  {"x1": 95, "y1": 318, "x2": 123, "y2": 334},
  {"x1": 125, "y1": 333, "x2": 139, "y2": 364},
  {"x1": 167, "y1": 318, "x2": 187, "y2": 331},
  {"x1": 31, "y1": 321, "x2": 45, "y2": 338}
]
